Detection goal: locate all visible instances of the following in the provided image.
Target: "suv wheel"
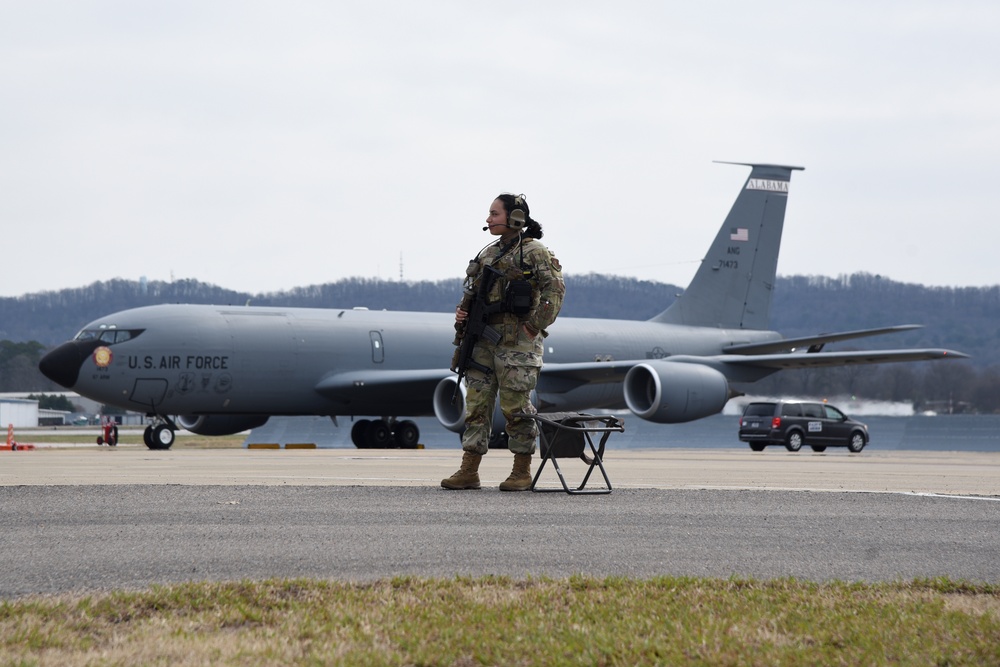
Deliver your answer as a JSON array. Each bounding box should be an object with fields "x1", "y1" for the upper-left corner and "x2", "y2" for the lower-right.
[
  {"x1": 847, "y1": 432, "x2": 866, "y2": 453},
  {"x1": 784, "y1": 431, "x2": 803, "y2": 452}
]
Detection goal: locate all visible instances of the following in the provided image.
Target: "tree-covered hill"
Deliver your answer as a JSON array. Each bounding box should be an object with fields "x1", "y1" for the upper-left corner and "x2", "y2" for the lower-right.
[{"x1": 769, "y1": 274, "x2": 1000, "y2": 362}]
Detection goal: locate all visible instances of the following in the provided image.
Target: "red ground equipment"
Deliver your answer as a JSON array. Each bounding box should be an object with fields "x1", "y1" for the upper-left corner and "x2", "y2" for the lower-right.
[{"x1": 97, "y1": 416, "x2": 118, "y2": 446}]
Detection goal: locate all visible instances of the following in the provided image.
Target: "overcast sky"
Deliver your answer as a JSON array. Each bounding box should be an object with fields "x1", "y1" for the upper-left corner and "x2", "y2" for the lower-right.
[{"x1": 2, "y1": 1, "x2": 998, "y2": 298}]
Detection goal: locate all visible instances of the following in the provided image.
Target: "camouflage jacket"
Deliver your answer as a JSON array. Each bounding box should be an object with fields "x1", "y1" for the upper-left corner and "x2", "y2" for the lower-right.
[{"x1": 463, "y1": 236, "x2": 565, "y2": 344}]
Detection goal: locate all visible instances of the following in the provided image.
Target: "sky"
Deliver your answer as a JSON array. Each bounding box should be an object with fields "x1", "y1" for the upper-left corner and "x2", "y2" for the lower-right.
[{"x1": 2, "y1": 1, "x2": 999, "y2": 298}]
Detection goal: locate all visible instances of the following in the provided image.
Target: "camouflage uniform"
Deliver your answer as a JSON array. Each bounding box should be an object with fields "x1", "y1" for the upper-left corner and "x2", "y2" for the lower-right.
[{"x1": 460, "y1": 237, "x2": 565, "y2": 455}]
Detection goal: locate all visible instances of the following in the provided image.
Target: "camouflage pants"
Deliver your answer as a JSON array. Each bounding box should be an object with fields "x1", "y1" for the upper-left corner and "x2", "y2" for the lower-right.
[{"x1": 461, "y1": 332, "x2": 541, "y2": 456}]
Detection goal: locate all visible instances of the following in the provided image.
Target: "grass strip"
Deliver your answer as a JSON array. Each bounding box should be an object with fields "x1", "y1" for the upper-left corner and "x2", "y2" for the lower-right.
[{"x1": 1, "y1": 576, "x2": 998, "y2": 666}]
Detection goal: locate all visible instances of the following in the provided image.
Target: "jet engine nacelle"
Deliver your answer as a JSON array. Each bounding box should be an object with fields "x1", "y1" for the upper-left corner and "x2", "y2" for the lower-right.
[
  {"x1": 176, "y1": 414, "x2": 270, "y2": 436},
  {"x1": 623, "y1": 362, "x2": 730, "y2": 424},
  {"x1": 432, "y1": 376, "x2": 532, "y2": 435},
  {"x1": 433, "y1": 377, "x2": 467, "y2": 433}
]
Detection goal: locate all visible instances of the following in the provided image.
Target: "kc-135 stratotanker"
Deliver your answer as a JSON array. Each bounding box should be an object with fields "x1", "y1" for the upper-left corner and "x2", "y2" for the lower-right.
[{"x1": 39, "y1": 163, "x2": 967, "y2": 449}]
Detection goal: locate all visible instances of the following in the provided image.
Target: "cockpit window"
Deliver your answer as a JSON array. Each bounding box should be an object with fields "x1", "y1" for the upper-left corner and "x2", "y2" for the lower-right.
[{"x1": 75, "y1": 328, "x2": 144, "y2": 344}]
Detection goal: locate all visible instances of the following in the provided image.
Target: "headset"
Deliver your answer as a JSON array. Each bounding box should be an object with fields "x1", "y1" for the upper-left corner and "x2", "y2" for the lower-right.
[
  {"x1": 483, "y1": 193, "x2": 528, "y2": 232},
  {"x1": 507, "y1": 194, "x2": 527, "y2": 230}
]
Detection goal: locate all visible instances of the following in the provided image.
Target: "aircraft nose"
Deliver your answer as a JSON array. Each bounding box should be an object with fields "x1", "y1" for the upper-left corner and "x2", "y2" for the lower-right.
[{"x1": 39, "y1": 341, "x2": 94, "y2": 388}]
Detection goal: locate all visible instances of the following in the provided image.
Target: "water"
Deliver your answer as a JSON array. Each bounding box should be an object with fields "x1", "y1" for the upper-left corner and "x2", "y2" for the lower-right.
[{"x1": 248, "y1": 413, "x2": 1000, "y2": 452}]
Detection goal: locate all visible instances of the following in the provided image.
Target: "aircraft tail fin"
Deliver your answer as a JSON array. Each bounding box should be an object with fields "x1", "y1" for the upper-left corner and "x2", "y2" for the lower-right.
[{"x1": 652, "y1": 162, "x2": 804, "y2": 330}]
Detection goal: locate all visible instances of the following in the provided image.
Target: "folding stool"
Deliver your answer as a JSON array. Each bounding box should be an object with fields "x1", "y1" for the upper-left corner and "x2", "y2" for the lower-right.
[{"x1": 514, "y1": 411, "x2": 623, "y2": 494}]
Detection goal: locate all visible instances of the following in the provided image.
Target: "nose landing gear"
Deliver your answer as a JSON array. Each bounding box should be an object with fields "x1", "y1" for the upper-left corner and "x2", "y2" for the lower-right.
[{"x1": 143, "y1": 416, "x2": 177, "y2": 450}]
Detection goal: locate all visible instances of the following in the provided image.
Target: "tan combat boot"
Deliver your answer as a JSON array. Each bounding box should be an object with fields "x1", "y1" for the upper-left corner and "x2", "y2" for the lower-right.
[
  {"x1": 499, "y1": 453, "x2": 532, "y2": 492},
  {"x1": 441, "y1": 451, "x2": 483, "y2": 490}
]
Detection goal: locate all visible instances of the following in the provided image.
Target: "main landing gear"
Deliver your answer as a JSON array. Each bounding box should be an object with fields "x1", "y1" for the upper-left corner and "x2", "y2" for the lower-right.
[
  {"x1": 143, "y1": 416, "x2": 177, "y2": 450},
  {"x1": 350, "y1": 418, "x2": 420, "y2": 449}
]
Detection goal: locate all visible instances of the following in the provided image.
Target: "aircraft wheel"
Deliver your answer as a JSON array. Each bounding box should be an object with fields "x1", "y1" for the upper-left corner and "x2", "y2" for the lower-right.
[
  {"x1": 784, "y1": 431, "x2": 803, "y2": 452},
  {"x1": 488, "y1": 430, "x2": 509, "y2": 450},
  {"x1": 394, "y1": 420, "x2": 420, "y2": 448},
  {"x1": 366, "y1": 420, "x2": 393, "y2": 448},
  {"x1": 351, "y1": 420, "x2": 371, "y2": 448},
  {"x1": 143, "y1": 427, "x2": 154, "y2": 447},
  {"x1": 749, "y1": 443, "x2": 765, "y2": 452},
  {"x1": 148, "y1": 424, "x2": 174, "y2": 450},
  {"x1": 810, "y1": 445, "x2": 827, "y2": 452}
]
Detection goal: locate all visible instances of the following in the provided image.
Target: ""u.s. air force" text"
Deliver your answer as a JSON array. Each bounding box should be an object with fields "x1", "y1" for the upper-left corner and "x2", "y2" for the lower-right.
[{"x1": 128, "y1": 355, "x2": 229, "y2": 370}]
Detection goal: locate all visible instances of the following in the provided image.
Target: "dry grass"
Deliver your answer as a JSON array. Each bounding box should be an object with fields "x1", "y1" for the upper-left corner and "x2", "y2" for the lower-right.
[{"x1": 1, "y1": 576, "x2": 998, "y2": 666}]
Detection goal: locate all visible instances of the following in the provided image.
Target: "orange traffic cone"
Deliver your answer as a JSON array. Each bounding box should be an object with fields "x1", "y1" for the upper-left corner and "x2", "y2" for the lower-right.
[{"x1": 3, "y1": 423, "x2": 35, "y2": 451}]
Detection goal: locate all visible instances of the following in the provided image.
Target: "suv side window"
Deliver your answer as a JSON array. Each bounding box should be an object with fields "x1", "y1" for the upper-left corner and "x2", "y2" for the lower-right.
[
  {"x1": 803, "y1": 403, "x2": 825, "y2": 418},
  {"x1": 823, "y1": 405, "x2": 845, "y2": 420},
  {"x1": 780, "y1": 403, "x2": 803, "y2": 417}
]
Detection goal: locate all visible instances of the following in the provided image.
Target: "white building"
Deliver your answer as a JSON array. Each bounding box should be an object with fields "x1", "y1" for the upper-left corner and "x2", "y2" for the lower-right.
[
  {"x1": 0, "y1": 392, "x2": 145, "y2": 426},
  {"x1": 0, "y1": 398, "x2": 39, "y2": 428},
  {"x1": 0, "y1": 391, "x2": 102, "y2": 415}
]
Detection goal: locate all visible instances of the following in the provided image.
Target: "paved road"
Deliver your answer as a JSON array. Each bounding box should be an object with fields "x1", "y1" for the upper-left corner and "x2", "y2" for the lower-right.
[
  {"x1": 1, "y1": 449, "x2": 997, "y2": 597},
  {"x1": 4, "y1": 448, "x2": 1000, "y2": 495}
]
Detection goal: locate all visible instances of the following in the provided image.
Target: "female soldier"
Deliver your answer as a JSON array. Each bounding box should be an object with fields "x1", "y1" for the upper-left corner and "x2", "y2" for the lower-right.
[{"x1": 442, "y1": 193, "x2": 565, "y2": 491}]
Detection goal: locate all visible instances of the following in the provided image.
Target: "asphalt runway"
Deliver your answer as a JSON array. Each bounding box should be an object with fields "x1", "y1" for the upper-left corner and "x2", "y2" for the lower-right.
[{"x1": 1, "y1": 448, "x2": 998, "y2": 597}]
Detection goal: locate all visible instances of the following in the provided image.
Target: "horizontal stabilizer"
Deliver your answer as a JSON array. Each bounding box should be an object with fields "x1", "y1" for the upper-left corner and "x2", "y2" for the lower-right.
[
  {"x1": 723, "y1": 325, "x2": 925, "y2": 355},
  {"x1": 719, "y1": 348, "x2": 969, "y2": 370}
]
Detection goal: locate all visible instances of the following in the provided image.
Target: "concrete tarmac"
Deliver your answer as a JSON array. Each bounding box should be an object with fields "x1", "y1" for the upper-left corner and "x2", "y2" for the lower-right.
[
  {"x1": 1, "y1": 448, "x2": 998, "y2": 597},
  {"x1": 2, "y1": 447, "x2": 999, "y2": 496}
]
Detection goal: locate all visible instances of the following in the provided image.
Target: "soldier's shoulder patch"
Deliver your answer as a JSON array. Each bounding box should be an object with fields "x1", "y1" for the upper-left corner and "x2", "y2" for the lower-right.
[{"x1": 551, "y1": 256, "x2": 562, "y2": 271}]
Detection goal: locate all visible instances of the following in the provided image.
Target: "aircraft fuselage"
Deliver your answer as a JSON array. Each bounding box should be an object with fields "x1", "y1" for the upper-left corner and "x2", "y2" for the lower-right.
[{"x1": 43, "y1": 303, "x2": 780, "y2": 418}]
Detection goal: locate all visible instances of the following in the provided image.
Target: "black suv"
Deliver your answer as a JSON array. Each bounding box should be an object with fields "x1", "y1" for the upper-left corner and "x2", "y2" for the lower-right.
[{"x1": 738, "y1": 401, "x2": 869, "y2": 452}]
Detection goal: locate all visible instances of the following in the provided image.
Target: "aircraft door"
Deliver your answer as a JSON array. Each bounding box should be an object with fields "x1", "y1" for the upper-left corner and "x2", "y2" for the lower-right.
[
  {"x1": 370, "y1": 331, "x2": 384, "y2": 363},
  {"x1": 130, "y1": 378, "x2": 168, "y2": 407}
]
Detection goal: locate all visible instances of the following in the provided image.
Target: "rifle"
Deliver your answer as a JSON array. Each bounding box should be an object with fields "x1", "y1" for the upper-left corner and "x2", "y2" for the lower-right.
[{"x1": 451, "y1": 264, "x2": 504, "y2": 403}]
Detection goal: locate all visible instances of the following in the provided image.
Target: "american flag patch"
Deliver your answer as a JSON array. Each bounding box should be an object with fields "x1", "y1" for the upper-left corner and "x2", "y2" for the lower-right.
[{"x1": 730, "y1": 228, "x2": 748, "y2": 242}]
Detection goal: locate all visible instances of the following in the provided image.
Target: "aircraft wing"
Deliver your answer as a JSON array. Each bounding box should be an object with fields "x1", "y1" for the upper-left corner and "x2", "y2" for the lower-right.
[
  {"x1": 312, "y1": 343, "x2": 968, "y2": 407},
  {"x1": 314, "y1": 368, "x2": 453, "y2": 414},
  {"x1": 536, "y1": 346, "x2": 969, "y2": 394},
  {"x1": 537, "y1": 361, "x2": 635, "y2": 393},
  {"x1": 704, "y1": 348, "x2": 968, "y2": 370}
]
